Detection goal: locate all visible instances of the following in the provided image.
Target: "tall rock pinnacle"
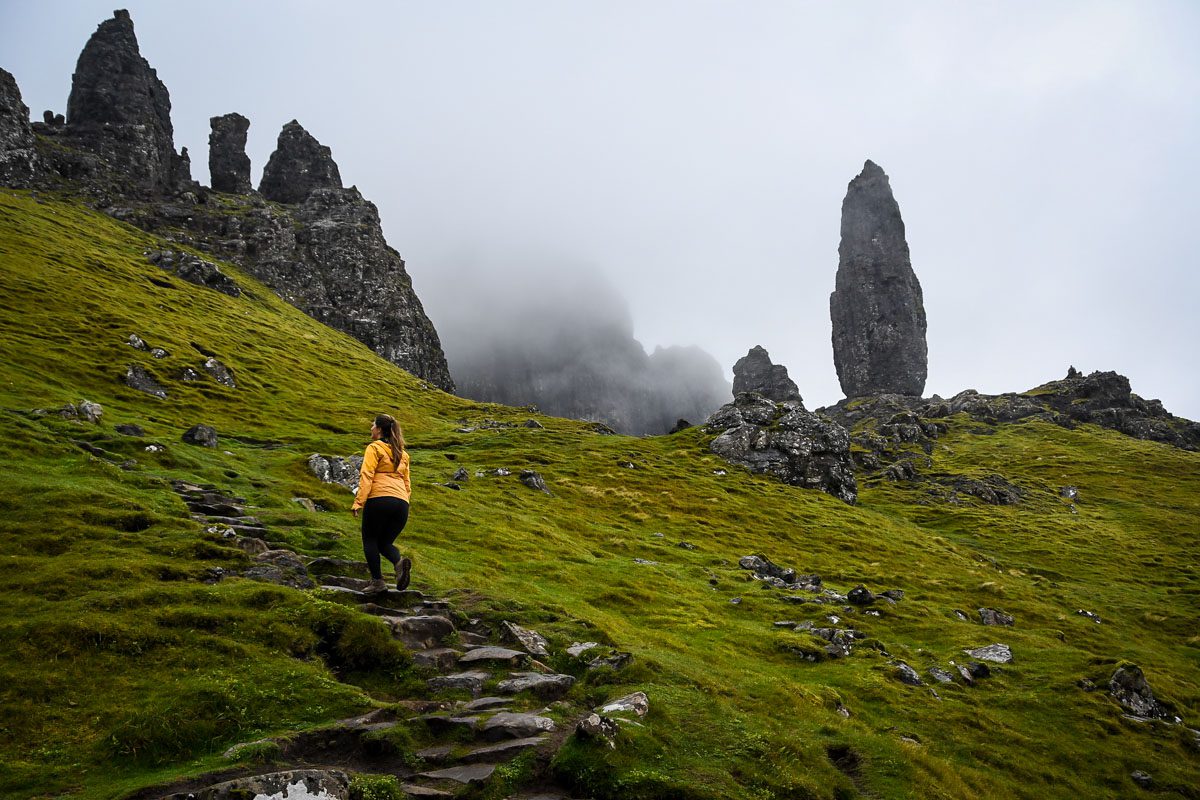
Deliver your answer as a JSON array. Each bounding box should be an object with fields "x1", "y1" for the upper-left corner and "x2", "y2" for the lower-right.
[
  {"x1": 258, "y1": 121, "x2": 342, "y2": 203},
  {"x1": 64, "y1": 9, "x2": 185, "y2": 194},
  {"x1": 208, "y1": 113, "x2": 252, "y2": 194},
  {"x1": 732, "y1": 346, "x2": 802, "y2": 403},
  {"x1": 829, "y1": 160, "x2": 928, "y2": 397}
]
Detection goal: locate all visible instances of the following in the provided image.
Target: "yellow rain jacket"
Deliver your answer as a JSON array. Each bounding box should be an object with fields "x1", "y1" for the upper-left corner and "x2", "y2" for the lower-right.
[{"x1": 351, "y1": 440, "x2": 411, "y2": 510}]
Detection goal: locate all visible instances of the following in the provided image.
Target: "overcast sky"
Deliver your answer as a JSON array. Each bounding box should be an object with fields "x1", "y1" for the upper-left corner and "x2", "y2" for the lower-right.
[{"x1": 4, "y1": 1, "x2": 1198, "y2": 419}]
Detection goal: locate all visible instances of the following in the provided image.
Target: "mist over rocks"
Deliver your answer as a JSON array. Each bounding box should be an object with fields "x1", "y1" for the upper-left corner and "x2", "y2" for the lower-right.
[
  {"x1": 830, "y1": 160, "x2": 928, "y2": 398},
  {"x1": 732, "y1": 346, "x2": 801, "y2": 403},
  {"x1": 425, "y1": 260, "x2": 729, "y2": 435},
  {"x1": 208, "y1": 112, "x2": 251, "y2": 194},
  {"x1": 258, "y1": 120, "x2": 343, "y2": 204},
  {"x1": 62, "y1": 10, "x2": 190, "y2": 196}
]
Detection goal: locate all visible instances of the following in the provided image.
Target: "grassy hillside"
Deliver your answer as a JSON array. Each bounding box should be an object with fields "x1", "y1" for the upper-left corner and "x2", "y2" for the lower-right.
[{"x1": 1, "y1": 189, "x2": 1198, "y2": 799}]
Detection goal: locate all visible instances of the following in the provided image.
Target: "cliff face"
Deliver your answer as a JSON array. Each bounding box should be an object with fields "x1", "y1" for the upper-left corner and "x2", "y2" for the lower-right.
[
  {"x1": 830, "y1": 160, "x2": 928, "y2": 397},
  {"x1": 1, "y1": 10, "x2": 454, "y2": 392}
]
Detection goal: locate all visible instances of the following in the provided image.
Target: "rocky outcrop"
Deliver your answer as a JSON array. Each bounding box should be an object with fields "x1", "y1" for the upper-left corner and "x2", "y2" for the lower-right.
[
  {"x1": 62, "y1": 10, "x2": 189, "y2": 195},
  {"x1": 0, "y1": 68, "x2": 38, "y2": 186},
  {"x1": 208, "y1": 113, "x2": 251, "y2": 194},
  {"x1": 706, "y1": 392, "x2": 857, "y2": 503},
  {"x1": 258, "y1": 120, "x2": 342, "y2": 204},
  {"x1": 732, "y1": 345, "x2": 801, "y2": 403},
  {"x1": 830, "y1": 160, "x2": 927, "y2": 397}
]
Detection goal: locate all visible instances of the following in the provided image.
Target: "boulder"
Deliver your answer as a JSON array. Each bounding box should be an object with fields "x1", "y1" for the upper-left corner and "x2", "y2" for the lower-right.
[
  {"x1": 847, "y1": 586, "x2": 877, "y2": 605},
  {"x1": 1109, "y1": 664, "x2": 1173, "y2": 720},
  {"x1": 519, "y1": 469, "x2": 551, "y2": 494},
  {"x1": 307, "y1": 453, "x2": 363, "y2": 492},
  {"x1": 125, "y1": 364, "x2": 166, "y2": 398},
  {"x1": 63, "y1": 11, "x2": 189, "y2": 195},
  {"x1": 159, "y1": 769, "x2": 349, "y2": 800},
  {"x1": 208, "y1": 112, "x2": 252, "y2": 194},
  {"x1": 978, "y1": 608, "x2": 1014, "y2": 626},
  {"x1": 182, "y1": 424, "x2": 218, "y2": 447},
  {"x1": 707, "y1": 392, "x2": 857, "y2": 504},
  {"x1": 596, "y1": 691, "x2": 649, "y2": 717},
  {"x1": 964, "y1": 644, "x2": 1013, "y2": 664},
  {"x1": 895, "y1": 663, "x2": 923, "y2": 686},
  {"x1": 576, "y1": 713, "x2": 620, "y2": 747},
  {"x1": 732, "y1": 345, "x2": 801, "y2": 403},
  {"x1": 258, "y1": 120, "x2": 342, "y2": 204},
  {"x1": 830, "y1": 160, "x2": 928, "y2": 397},
  {"x1": 0, "y1": 68, "x2": 39, "y2": 187}
]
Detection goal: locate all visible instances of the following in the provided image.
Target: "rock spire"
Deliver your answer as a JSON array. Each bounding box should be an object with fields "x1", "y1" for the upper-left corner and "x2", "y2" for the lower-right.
[
  {"x1": 64, "y1": 9, "x2": 187, "y2": 194},
  {"x1": 732, "y1": 346, "x2": 801, "y2": 403},
  {"x1": 829, "y1": 160, "x2": 928, "y2": 397},
  {"x1": 0, "y1": 68, "x2": 38, "y2": 186},
  {"x1": 259, "y1": 120, "x2": 343, "y2": 203},
  {"x1": 208, "y1": 113, "x2": 252, "y2": 194}
]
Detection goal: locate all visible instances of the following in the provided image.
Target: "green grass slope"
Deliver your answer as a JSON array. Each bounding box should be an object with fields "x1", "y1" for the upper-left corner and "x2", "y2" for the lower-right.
[{"x1": 1, "y1": 189, "x2": 1197, "y2": 799}]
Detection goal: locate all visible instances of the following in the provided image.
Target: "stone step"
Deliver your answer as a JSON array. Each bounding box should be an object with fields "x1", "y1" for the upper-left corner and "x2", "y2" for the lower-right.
[
  {"x1": 458, "y1": 647, "x2": 528, "y2": 667},
  {"x1": 414, "y1": 714, "x2": 481, "y2": 735},
  {"x1": 496, "y1": 672, "x2": 575, "y2": 701},
  {"x1": 414, "y1": 647, "x2": 465, "y2": 672},
  {"x1": 415, "y1": 744, "x2": 455, "y2": 765},
  {"x1": 459, "y1": 735, "x2": 546, "y2": 764},
  {"x1": 418, "y1": 763, "x2": 497, "y2": 786},
  {"x1": 199, "y1": 514, "x2": 264, "y2": 527},
  {"x1": 385, "y1": 614, "x2": 456, "y2": 650},
  {"x1": 460, "y1": 696, "x2": 510, "y2": 712},
  {"x1": 307, "y1": 556, "x2": 373, "y2": 580},
  {"x1": 459, "y1": 631, "x2": 489, "y2": 646},
  {"x1": 187, "y1": 501, "x2": 245, "y2": 517},
  {"x1": 400, "y1": 784, "x2": 454, "y2": 798},
  {"x1": 479, "y1": 712, "x2": 556, "y2": 742},
  {"x1": 428, "y1": 671, "x2": 491, "y2": 694}
]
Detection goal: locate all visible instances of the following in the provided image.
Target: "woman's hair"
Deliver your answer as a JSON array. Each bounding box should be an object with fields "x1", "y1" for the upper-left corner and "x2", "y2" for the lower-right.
[{"x1": 374, "y1": 413, "x2": 405, "y2": 468}]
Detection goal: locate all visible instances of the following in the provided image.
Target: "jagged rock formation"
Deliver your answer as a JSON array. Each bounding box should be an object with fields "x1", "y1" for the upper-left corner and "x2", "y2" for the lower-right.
[
  {"x1": 0, "y1": 68, "x2": 38, "y2": 186},
  {"x1": 0, "y1": 11, "x2": 455, "y2": 391},
  {"x1": 62, "y1": 10, "x2": 190, "y2": 195},
  {"x1": 706, "y1": 392, "x2": 857, "y2": 503},
  {"x1": 208, "y1": 112, "x2": 251, "y2": 194},
  {"x1": 732, "y1": 345, "x2": 801, "y2": 402},
  {"x1": 830, "y1": 160, "x2": 927, "y2": 397},
  {"x1": 258, "y1": 120, "x2": 342, "y2": 203}
]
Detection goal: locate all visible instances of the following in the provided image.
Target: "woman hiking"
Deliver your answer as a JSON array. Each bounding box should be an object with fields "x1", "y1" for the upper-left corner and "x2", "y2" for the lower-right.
[{"x1": 351, "y1": 413, "x2": 412, "y2": 594}]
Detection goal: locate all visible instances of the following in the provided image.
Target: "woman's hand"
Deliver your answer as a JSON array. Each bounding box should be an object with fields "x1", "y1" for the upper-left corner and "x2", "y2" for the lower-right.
[{"x1": 351, "y1": 507, "x2": 360, "y2": 518}]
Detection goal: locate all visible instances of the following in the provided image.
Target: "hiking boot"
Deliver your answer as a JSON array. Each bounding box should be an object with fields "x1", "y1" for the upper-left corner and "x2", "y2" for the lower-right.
[
  {"x1": 395, "y1": 557, "x2": 412, "y2": 591},
  {"x1": 363, "y1": 578, "x2": 388, "y2": 594}
]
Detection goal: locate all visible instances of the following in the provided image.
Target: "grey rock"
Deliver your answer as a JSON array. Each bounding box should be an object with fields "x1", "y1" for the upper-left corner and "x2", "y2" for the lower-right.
[
  {"x1": 460, "y1": 735, "x2": 545, "y2": 763},
  {"x1": 180, "y1": 367, "x2": 201, "y2": 382},
  {"x1": 307, "y1": 453, "x2": 363, "y2": 492},
  {"x1": 0, "y1": 69, "x2": 38, "y2": 186},
  {"x1": 732, "y1": 345, "x2": 801, "y2": 402},
  {"x1": 452, "y1": 467, "x2": 469, "y2": 482},
  {"x1": 389, "y1": 615, "x2": 456, "y2": 649},
  {"x1": 480, "y1": 711, "x2": 555, "y2": 741},
  {"x1": 880, "y1": 589, "x2": 905, "y2": 601},
  {"x1": 707, "y1": 392, "x2": 857, "y2": 504},
  {"x1": 147, "y1": 250, "x2": 241, "y2": 297},
  {"x1": 62, "y1": 11, "x2": 191, "y2": 196},
  {"x1": 149, "y1": 347, "x2": 167, "y2": 358},
  {"x1": 1110, "y1": 664, "x2": 1173, "y2": 720},
  {"x1": 1076, "y1": 609, "x2": 1102, "y2": 624},
  {"x1": 306, "y1": 556, "x2": 371, "y2": 579},
  {"x1": 459, "y1": 646, "x2": 528, "y2": 666},
  {"x1": 125, "y1": 364, "x2": 166, "y2": 398},
  {"x1": 115, "y1": 423, "x2": 144, "y2": 436},
  {"x1": 830, "y1": 160, "x2": 928, "y2": 397},
  {"x1": 676, "y1": 540, "x2": 697, "y2": 550},
  {"x1": 895, "y1": 662, "x2": 923, "y2": 686},
  {"x1": 159, "y1": 769, "x2": 349, "y2": 800},
  {"x1": 1061, "y1": 485, "x2": 1079, "y2": 500},
  {"x1": 566, "y1": 641, "x2": 600, "y2": 657},
  {"x1": 208, "y1": 112, "x2": 252, "y2": 194},
  {"x1": 519, "y1": 469, "x2": 551, "y2": 493},
  {"x1": 523, "y1": 418, "x2": 544, "y2": 429},
  {"x1": 418, "y1": 764, "x2": 496, "y2": 784},
  {"x1": 428, "y1": 671, "x2": 490, "y2": 694},
  {"x1": 978, "y1": 608, "x2": 1014, "y2": 626},
  {"x1": 964, "y1": 644, "x2": 1013, "y2": 664},
  {"x1": 127, "y1": 333, "x2": 149, "y2": 351},
  {"x1": 501, "y1": 620, "x2": 550, "y2": 656},
  {"x1": 669, "y1": 418, "x2": 693, "y2": 434},
  {"x1": 259, "y1": 120, "x2": 342, "y2": 204},
  {"x1": 182, "y1": 424, "x2": 218, "y2": 447},
  {"x1": 847, "y1": 586, "x2": 876, "y2": 605},
  {"x1": 461, "y1": 696, "x2": 510, "y2": 712},
  {"x1": 497, "y1": 672, "x2": 575, "y2": 700},
  {"x1": 1130, "y1": 770, "x2": 1153, "y2": 789},
  {"x1": 576, "y1": 713, "x2": 620, "y2": 747},
  {"x1": 928, "y1": 667, "x2": 956, "y2": 684},
  {"x1": 596, "y1": 691, "x2": 649, "y2": 717},
  {"x1": 291, "y1": 497, "x2": 319, "y2": 512},
  {"x1": 203, "y1": 357, "x2": 236, "y2": 388}
]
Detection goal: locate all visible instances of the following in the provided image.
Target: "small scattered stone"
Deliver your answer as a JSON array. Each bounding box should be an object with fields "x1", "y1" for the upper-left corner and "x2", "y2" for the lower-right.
[
  {"x1": 150, "y1": 347, "x2": 168, "y2": 359},
  {"x1": 125, "y1": 364, "x2": 167, "y2": 398},
  {"x1": 953, "y1": 609, "x2": 970, "y2": 622},
  {"x1": 597, "y1": 691, "x2": 649, "y2": 717},
  {"x1": 895, "y1": 663, "x2": 923, "y2": 686},
  {"x1": 618, "y1": 460, "x2": 637, "y2": 469},
  {"x1": 203, "y1": 357, "x2": 236, "y2": 388},
  {"x1": 1076, "y1": 609, "x2": 1102, "y2": 624},
  {"x1": 729, "y1": 596, "x2": 742, "y2": 605},
  {"x1": 712, "y1": 469, "x2": 727, "y2": 476},
  {"x1": 928, "y1": 667, "x2": 956, "y2": 684},
  {"x1": 566, "y1": 642, "x2": 600, "y2": 658},
  {"x1": 144, "y1": 443, "x2": 164, "y2": 453},
  {"x1": 181, "y1": 367, "x2": 201, "y2": 382},
  {"x1": 1061, "y1": 485, "x2": 1079, "y2": 500},
  {"x1": 182, "y1": 424, "x2": 219, "y2": 447},
  {"x1": 847, "y1": 585, "x2": 877, "y2": 605},
  {"x1": 523, "y1": 419, "x2": 544, "y2": 429},
  {"x1": 291, "y1": 497, "x2": 319, "y2": 512},
  {"x1": 128, "y1": 333, "x2": 149, "y2": 351},
  {"x1": 978, "y1": 608, "x2": 1014, "y2": 626},
  {"x1": 452, "y1": 467, "x2": 469, "y2": 481},
  {"x1": 676, "y1": 540, "x2": 697, "y2": 550},
  {"x1": 576, "y1": 713, "x2": 620, "y2": 747},
  {"x1": 880, "y1": 589, "x2": 905, "y2": 601},
  {"x1": 519, "y1": 469, "x2": 551, "y2": 493},
  {"x1": 964, "y1": 644, "x2": 1013, "y2": 663},
  {"x1": 633, "y1": 558, "x2": 659, "y2": 566},
  {"x1": 1131, "y1": 770, "x2": 1153, "y2": 789}
]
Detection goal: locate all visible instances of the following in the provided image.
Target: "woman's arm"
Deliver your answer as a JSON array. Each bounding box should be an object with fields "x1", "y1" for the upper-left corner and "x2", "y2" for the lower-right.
[{"x1": 351, "y1": 443, "x2": 380, "y2": 512}]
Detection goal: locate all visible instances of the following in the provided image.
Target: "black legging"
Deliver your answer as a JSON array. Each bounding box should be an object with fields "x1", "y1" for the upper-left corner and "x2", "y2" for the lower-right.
[{"x1": 361, "y1": 497, "x2": 409, "y2": 579}]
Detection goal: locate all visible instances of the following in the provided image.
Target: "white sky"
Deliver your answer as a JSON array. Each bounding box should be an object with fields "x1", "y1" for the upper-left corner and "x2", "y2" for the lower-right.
[{"x1": 3, "y1": 1, "x2": 1198, "y2": 418}]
